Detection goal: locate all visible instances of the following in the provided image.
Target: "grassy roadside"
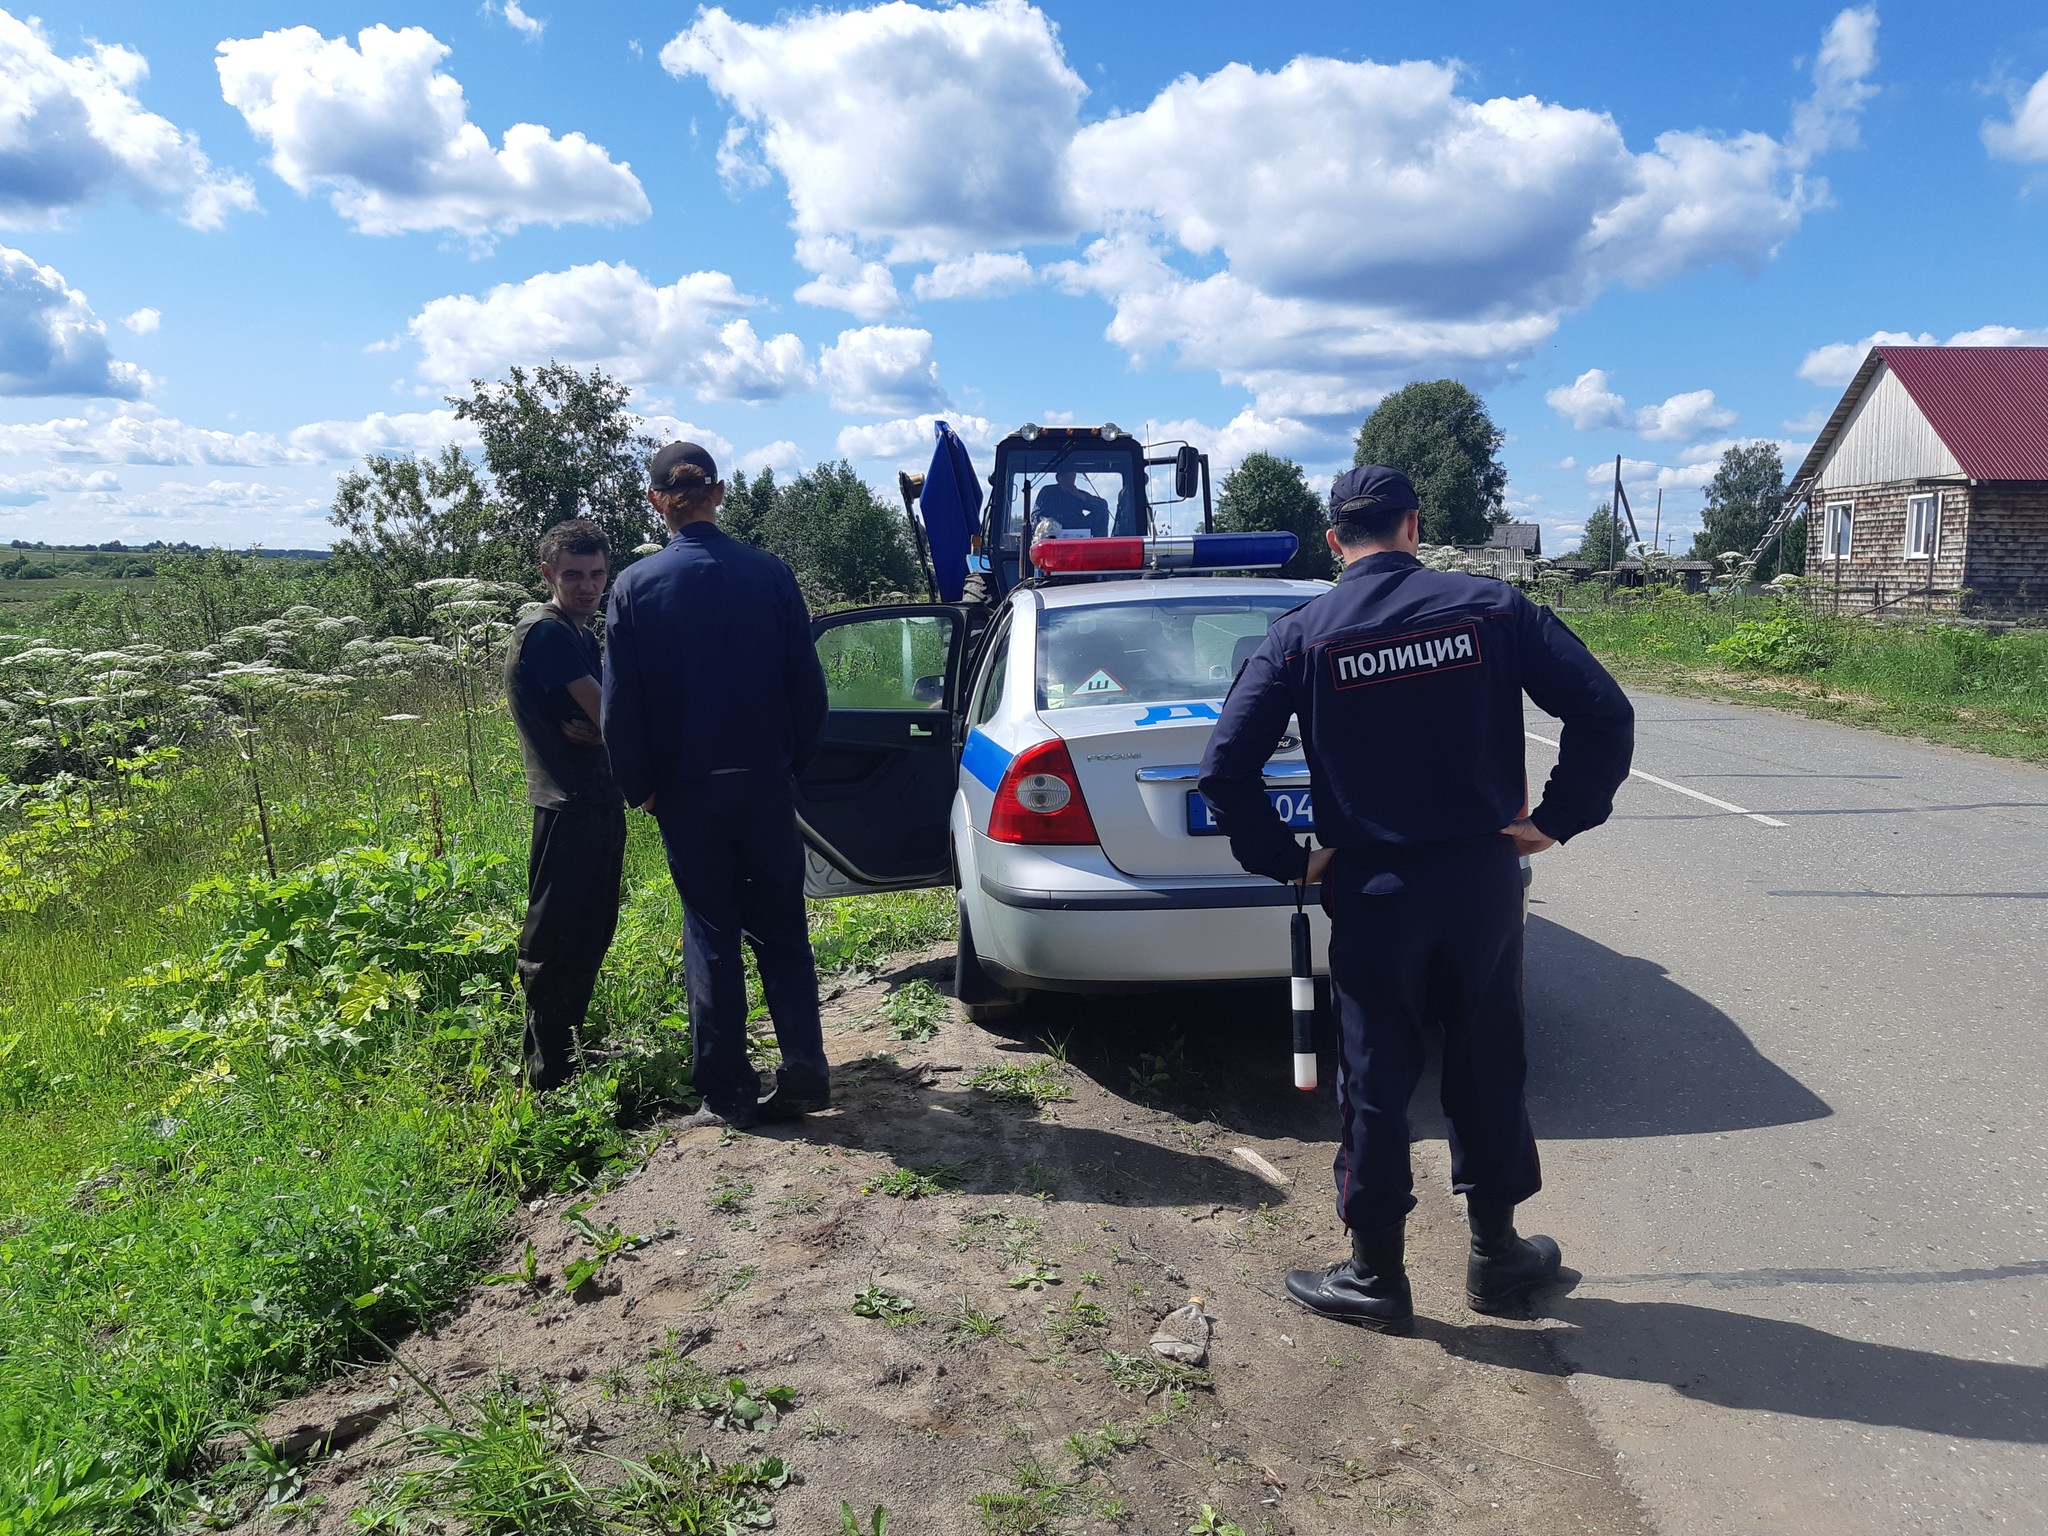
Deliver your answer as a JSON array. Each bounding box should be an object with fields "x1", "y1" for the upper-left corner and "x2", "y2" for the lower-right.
[
  {"x1": 1557, "y1": 591, "x2": 2048, "y2": 767},
  {"x1": 0, "y1": 711, "x2": 953, "y2": 1532}
]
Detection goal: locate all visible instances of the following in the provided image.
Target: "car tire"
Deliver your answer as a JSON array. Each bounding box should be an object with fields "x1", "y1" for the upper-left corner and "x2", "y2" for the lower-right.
[{"x1": 955, "y1": 903, "x2": 1029, "y2": 1024}]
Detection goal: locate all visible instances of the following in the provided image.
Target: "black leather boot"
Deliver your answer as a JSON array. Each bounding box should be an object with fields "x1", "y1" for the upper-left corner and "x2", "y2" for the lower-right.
[
  {"x1": 1465, "y1": 1199, "x2": 1562, "y2": 1314},
  {"x1": 1284, "y1": 1221, "x2": 1414, "y2": 1332}
]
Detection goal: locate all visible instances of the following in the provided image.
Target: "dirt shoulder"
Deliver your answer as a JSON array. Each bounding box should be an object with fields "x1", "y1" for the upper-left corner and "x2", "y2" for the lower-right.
[{"x1": 233, "y1": 953, "x2": 1646, "y2": 1535}]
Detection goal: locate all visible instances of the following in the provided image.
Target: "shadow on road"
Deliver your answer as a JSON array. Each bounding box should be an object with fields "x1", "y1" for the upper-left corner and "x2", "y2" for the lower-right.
[
  {"x1": 1519, "y1": 915, "x2": 1831, "y2": 1139},
  {"x1": 1524, "y1": 1295, "x2": 2048, "y2": 1444},
  {"x1": 977, "y1": 914, "x2": 1830, "y2": 1146}
]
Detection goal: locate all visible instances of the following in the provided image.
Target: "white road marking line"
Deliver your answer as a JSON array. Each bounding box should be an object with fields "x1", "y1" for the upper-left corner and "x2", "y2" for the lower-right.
[{"x1": 1525, "y1": 731, "x2": 1790, "y2": 828}]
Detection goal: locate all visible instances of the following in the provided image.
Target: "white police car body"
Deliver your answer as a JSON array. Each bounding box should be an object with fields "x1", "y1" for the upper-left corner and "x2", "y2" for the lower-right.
[{"x1": 793, "y1": 551, "x2": 1344, "y2": 1015}]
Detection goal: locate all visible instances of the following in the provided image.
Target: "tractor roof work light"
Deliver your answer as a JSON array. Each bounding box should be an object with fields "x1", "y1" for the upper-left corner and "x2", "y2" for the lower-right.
[{"x1": 1027, "y1": 531, "x2": 1299, "y2": 575}]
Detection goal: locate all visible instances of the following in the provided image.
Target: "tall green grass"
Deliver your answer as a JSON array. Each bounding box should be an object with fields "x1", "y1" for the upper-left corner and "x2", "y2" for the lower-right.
[
  {"x1": 1558, "y1": 589, "x2": 2048, "y2": 762},
  {"x1": 0, "y1": 697, "x2": 951, "y2": 1531}
]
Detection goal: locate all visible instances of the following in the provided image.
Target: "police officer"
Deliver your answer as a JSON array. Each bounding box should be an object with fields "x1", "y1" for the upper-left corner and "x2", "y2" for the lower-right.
[
  {"x1": 1198, "y1": 465, "x2": 1634, "y2": 1329},
  {"x1": 602, "y1": 442, "x2": 833, "y2": 1129}
]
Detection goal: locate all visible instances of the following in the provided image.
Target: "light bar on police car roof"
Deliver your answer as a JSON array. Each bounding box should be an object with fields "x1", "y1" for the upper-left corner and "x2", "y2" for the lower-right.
[{"x1": 1029, "y1": 531, "x2": 1298, "y2": 574}]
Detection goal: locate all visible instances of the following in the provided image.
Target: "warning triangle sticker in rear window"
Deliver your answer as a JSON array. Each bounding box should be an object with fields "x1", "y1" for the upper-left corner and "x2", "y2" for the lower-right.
[{"x1": 1073, "y1": 669, "x2": 1125, "y2": 698}]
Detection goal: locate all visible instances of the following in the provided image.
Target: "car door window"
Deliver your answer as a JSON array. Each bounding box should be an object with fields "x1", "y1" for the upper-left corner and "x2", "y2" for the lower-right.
[
  {"x1": 817, "y1": 612, "x2": 959, "y2": 709},
  {"x1": 970, "y1": 620, "x2": 1011, "y2": 725}
]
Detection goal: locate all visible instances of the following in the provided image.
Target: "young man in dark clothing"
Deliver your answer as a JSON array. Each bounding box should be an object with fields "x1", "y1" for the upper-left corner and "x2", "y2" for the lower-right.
[
  {"x1": 505, "y1": 518, "x2": 627, "y2": 1091},
  {"x1": 602, "y1": 441, "x2": 832, "y2": 1130}
]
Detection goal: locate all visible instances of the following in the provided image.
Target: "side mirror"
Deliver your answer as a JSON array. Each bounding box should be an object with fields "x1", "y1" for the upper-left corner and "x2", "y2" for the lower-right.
[
  {"x1": 1174, "y1": 445, "x2": 1201, "y2": 500},
  {"x1": 912, "y1": 674, "x2": 945, "y2": 706}
]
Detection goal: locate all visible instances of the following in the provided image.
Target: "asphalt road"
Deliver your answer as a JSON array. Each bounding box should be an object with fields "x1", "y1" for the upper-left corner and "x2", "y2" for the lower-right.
[{"x1": 1513, "y1": 690, "x2": 2048, "y2": 1534}]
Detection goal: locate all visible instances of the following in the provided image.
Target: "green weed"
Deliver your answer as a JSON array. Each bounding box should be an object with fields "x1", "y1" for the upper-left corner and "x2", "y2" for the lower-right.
[
  {"x1": 876, "y1": 978, "x2": 949, "y2": 1042},
  {"x1": 1103, "y1": 1349, "x2": 1211, "y2": 1398},
  {"x1": 964, "y1": 1060, "x2": 1073, "y2": 1109},
  {"x1": 852, "y1": 1285, "x2": 922, "y2": 1326},
  {"x1": 682, "y1": 1376, "x2": 798, "y2": 1432},
  {"x1": 611, "y1": 1448, "x2": 791, "y2": 1531}
]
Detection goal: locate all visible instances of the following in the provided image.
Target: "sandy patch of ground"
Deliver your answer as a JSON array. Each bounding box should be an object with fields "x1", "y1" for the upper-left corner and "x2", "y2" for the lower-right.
[{"x1": 229, "y1": 952, "x2": 1646, "y2": 1535}]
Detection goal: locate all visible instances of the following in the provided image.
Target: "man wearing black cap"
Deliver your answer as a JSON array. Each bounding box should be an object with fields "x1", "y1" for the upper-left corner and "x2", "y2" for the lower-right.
[
  {"x1": 1198, "y1": 464, "x2": 1634, "y2": 1330},
  {"x1": 601, "y1": 442, "x2": 833, "y2": 1129}
]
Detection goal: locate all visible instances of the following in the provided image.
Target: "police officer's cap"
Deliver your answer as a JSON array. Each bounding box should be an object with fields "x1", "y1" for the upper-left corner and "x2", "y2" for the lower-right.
[
  {"x1": 1328, "y1": 464, "x2": 1420, "y2": 523},
  {"x1": 649, "y1": 440, "x2": 720, "y2": 492}
]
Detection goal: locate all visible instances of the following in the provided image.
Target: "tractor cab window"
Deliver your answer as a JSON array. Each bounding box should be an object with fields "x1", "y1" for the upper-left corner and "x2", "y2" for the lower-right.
[{"x1": 995, "y1": 446, "x2": 1145, "y2": 550}]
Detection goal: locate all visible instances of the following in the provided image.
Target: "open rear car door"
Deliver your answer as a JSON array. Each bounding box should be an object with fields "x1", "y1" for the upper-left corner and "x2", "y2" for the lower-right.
[{"x1": 796, "y1": 604, "x2": 971, "y2": 897}]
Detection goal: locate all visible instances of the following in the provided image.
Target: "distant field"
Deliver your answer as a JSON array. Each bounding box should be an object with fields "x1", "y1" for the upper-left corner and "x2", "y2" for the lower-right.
[
  {"x1": 0, "y1": 544, "x2": 324, "y2": 619},
  {"x1": 0, "y1": 572, "x2": 156, "y2": 614}
]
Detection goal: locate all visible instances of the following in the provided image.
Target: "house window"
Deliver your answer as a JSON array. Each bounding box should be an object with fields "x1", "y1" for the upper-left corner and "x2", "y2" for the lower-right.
[
  {"x1": 1905, "y1": 494, "x2": 1937, "y2": 560},
  {"x1": 1823, "y1": 502, "x2": 1853, "y2": 561}
]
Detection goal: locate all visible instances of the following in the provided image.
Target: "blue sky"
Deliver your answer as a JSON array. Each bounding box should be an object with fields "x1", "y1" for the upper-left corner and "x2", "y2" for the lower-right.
[{"x1": 2, "y1": 0, "x2": 2045, "y2": 554}]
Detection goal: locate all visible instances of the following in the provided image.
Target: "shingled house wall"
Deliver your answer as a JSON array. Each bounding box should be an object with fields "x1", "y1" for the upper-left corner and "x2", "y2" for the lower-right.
[
  {"x1": 1960, "y1": 487, "x2": 2048, "y2": 617},
  {"x1": 1804, "y1": 480, "x2": 1971, "y2": 616}
]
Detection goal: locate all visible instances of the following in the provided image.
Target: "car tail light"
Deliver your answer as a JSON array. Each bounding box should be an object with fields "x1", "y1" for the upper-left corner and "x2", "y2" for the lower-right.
[{"x1": 987, "y1": 738, "x2": 1099, "y2": 845}]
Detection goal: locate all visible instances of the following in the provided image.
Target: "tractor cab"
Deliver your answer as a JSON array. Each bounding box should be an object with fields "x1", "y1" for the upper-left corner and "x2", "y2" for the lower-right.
[{"x1": 980, "y1": 424, "x2": 1211, "y2": 598}]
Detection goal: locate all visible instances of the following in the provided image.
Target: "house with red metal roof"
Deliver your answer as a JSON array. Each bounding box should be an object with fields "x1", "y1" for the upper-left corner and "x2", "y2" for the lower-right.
[{"x1": 1791, "y1": 346, "x2": 2048, "y2": 616}]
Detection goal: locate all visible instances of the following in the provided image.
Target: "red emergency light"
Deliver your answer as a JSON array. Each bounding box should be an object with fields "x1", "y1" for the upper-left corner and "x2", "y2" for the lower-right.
[{"x1": 1028, "y1": 532, "x2": 1298, "y2": 575}]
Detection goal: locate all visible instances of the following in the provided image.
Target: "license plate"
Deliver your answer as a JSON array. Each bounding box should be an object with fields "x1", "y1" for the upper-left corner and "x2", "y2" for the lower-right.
[{"x1": 1186, "y1": 787, "x2": 1314, "y2": 836}]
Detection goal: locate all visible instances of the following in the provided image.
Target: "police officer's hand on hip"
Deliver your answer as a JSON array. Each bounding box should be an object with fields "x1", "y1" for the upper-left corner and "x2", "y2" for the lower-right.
[{"x1": 1201, "y1": 465, "x2": 1634, "y2": 1331}]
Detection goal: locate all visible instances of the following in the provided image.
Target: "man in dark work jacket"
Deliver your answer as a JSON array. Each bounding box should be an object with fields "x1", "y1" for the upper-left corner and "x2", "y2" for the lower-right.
[{"x1": 602, "y1": 442, "x2": 832, "y2": 1129}]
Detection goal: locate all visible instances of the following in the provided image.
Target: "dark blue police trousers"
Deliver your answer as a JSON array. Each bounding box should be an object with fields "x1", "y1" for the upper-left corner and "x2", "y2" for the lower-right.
[
  {"x1": 1321, "y1": 835, "x2": 1541, "y2": 1233},
  {"x1": 655, "y1": 773, "x2": 830, "y2": 1116}
]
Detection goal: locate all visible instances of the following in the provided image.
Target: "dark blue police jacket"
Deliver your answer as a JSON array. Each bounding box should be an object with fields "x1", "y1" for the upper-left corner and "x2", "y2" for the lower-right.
[
  {"x1": 1198, "y1": 551, "x2": 1635, "y2": 884},
  {"x1": 601, "y1": 523, "x2": 829, "y2": 807}
]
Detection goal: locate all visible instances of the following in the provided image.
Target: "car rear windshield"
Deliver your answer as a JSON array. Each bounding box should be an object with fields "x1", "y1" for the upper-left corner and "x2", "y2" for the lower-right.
[{"x1": 1037, "y1": 596, "x2": 1306, "y2": 711}]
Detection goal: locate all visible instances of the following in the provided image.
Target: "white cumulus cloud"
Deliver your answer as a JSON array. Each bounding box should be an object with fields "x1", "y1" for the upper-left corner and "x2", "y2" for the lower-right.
[
  {"x1": 1796, "y1": 323, "x2": 2048, "y2": 387},
  {"x1": 913, "y1": 251, "x2": 1036, "y2": 302},
  {"x1": 1140, "y1": 409, "x2": 1328, "y2": 477},
  {"x1": 1984, "y1": 69, "x2": 2048, "y2": 164},
  {"x1": 0, "y1": 12, "x2": 256, "y2": 230},
  {"x1": 1546, "y1": 367, "x2": 1735, "y2": 441},
  {"x1": 284, "y1": 408, "x2": 475, "y2": 460},
  {"x1": 405, "y1": 261, "x2": 813, "y2": 402},
  {"x1": 0, "y1": 246, "x2": 149, "y2": 398},
  {"x1": 492, "y1": 2, "x2": 546, "y2": 43},
  {"x1": 121, "y1": 306, "x2": 160, "y2": 335},
  {"x1": 1634, "y1": 388, "x2": 1736, "y2": 443},
  {"x1": 663, "y1": 1, "x2": 1085, "y2": 260},
  {"x1": 216, "y1": 24, "x2": 648, "y2": 240},
  {"x1": 792, "y1": 236, "x2": 902, "y2": 320},
  {"x1": 835, "y1": 411, "x2": 997, "y2": 463},
  {"x1": 1545, "y1": 369, "x2": 1629, "y2": 432},
  {"x1": 673, "y1": 5, "x2": 1878, "y2": 417},
  {"x1": 0, "y1": 404, "x2": 304, "y2": 465},
  {"x1": 818, "y1": 325, "x2": 946, "y2": 415},
  {"x1": 0, "y1": 466, "x2": 118, "y2": 505},
  {"x1": 737, "y1": 439, "x2": 804, "y2": 476}
]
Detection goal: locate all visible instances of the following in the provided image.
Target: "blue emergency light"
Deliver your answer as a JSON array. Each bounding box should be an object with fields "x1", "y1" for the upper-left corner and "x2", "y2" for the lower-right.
[{"x1": 1030, "y1": 531, "x2": 1299, "y2": 574}]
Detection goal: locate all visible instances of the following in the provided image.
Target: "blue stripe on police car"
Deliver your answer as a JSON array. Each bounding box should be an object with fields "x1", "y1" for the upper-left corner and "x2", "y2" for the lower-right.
[{"x1": 960, "y1": 728, "x2": 1014, "y2": 791}]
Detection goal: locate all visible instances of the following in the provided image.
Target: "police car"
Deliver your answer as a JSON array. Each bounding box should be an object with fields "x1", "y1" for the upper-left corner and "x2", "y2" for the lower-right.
[{"x1": 794, "y1": 518, "x2": 1350, "y2": 1019}]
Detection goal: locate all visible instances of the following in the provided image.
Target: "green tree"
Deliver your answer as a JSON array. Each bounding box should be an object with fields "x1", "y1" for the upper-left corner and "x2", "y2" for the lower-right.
[
  {"x1": 1690, "y1": 442, "x2": 1791, "y2": 577},
  {"x1": 770, "y1": 462, "x2": 921, "y2": 603},
  {"x1": 1352, "y1": 380, "x2": 1507, "y2": 546},
  {"x1": 722, "y1": 466, "x2": 780, "y2": 548},
  {"x1": 1575, "y1": 502, "x2": 1625, "y2": 567},
  {"x1": 1216, "y1": 453, "x2": 1335, "y2": 579},
  {"x1": 449, "y1": 362, "x2": 662, "y2": 566},
  {"x1": 327, "y1": 445, "x2": 504, "y2": 633}
]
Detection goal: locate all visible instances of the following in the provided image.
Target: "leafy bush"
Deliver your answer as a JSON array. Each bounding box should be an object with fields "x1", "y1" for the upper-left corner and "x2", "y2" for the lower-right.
[{"x1": 1708, "y1": 610, "x2": 1839, "y2": 673}]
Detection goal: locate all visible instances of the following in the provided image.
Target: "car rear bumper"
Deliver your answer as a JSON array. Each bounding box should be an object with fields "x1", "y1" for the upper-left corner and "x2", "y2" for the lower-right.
[{"x1": 978, "y1": 872, "x2": 1307, "y2": 911}]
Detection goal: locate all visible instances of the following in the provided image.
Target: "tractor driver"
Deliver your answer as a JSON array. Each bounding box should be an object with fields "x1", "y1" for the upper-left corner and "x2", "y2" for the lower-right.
[{"x1": 1032, "y1": 468, "x2": 1112, "y2": 537}]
